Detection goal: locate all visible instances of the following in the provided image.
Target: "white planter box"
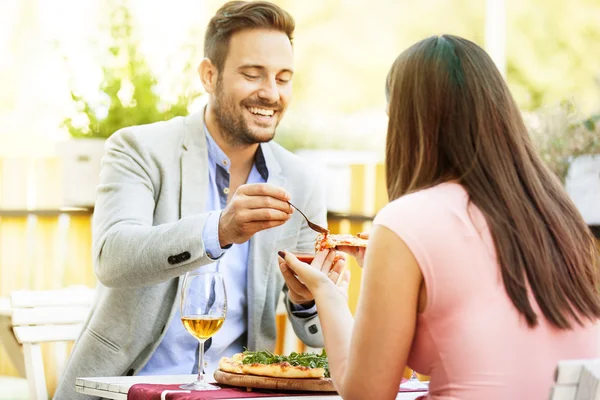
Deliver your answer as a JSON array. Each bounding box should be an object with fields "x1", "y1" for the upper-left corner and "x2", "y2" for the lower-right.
[
  {"x1": 565, "y1": 154, "x2": 600, "y2": 225},
  {"x1": 56, "y1": 139, "x2": 106, "y2": 208}
]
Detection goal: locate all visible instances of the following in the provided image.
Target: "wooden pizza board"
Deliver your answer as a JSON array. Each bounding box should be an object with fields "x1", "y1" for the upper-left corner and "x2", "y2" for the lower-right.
[{"x1": 213, "y1": 369, "x2": 337, "y2": 392}]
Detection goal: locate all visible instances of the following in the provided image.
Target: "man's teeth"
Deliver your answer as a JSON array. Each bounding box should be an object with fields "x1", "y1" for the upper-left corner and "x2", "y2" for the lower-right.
[{"x1": 248, "y1": 107, "x2": 274, "y2": 116}]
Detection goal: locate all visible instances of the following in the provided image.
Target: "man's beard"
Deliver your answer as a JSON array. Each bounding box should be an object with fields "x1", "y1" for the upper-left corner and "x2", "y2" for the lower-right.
[{"x1": 213, "y1": 81, "x2": 282, "y2": 147}]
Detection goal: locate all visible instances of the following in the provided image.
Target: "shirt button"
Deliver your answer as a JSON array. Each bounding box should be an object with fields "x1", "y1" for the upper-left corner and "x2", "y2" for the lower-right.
[
  {"x1": 222, "y1": 160, "x2": 228, "y2": 166},
  {"x1": 223, "y1": 188, "x2": 229, "y2": 195}
]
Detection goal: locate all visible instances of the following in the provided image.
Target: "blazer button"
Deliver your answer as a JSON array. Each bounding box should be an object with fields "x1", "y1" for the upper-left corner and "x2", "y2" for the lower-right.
[
  {"x1": 168, "y1": 252, "x2": 191, "y2": 265},
  {"x1": 308, "y1": 324, "x2": 319, "y2": 334}
]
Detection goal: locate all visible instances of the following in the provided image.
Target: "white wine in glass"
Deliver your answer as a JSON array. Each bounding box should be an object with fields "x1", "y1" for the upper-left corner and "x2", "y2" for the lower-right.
[
  {"x1": 180, "y1": 271, "x2": 227, "y2": 391},
  {"x1": 181, "y1": 316, "x2": 225, "y2": 340}
]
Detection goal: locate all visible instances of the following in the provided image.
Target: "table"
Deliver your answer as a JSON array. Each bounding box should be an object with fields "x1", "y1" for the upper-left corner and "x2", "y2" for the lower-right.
[{"x1": 75, "y1": 375, "x2": 426, "y2": 399}]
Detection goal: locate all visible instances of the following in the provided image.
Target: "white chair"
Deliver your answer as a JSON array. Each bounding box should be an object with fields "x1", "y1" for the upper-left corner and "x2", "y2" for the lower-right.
[
  {"x1": 0, "y1": 296, "x2": 28, "y2": 399},
  {"x1": 550, "y1": 358, "x2": 600, "y2": 400},
  {"x1": 10, "y1": 286, "x2": 94, "y2": 400}
]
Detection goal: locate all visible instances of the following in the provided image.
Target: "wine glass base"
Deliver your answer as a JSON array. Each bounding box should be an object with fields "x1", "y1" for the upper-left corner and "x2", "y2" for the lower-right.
[
  {"x1": 400, "y1": 379, "x2": 429, "y2": 390},
  {"x1": 179, "y1": 381, "x2": 221, "y2": 391}
]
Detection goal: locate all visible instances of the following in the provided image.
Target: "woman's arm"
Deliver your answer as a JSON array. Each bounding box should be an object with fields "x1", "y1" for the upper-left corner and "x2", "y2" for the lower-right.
[
  {"x1": 281, "y1": 225, "x2": 423, "y2": 400},
  {"x1": 333, "y1": 225, "x2": 422, "y2": 399}
]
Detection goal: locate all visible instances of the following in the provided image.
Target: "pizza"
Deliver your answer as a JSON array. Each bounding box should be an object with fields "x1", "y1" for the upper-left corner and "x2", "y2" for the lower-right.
[
  {"x1": 315, "y1": 233, "x2": 368, "y2": 252},
  {"x1": 218, "y1": 352, "x2": 245, "y2": 374},
  {"x1": 218, "y1": 349, "x2": 329, "y2": 379}
]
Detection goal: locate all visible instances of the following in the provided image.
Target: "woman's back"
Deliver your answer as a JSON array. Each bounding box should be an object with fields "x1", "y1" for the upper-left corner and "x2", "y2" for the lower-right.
[{"x1": 374, "y1": 182, "x2": 600, "y2": 399}]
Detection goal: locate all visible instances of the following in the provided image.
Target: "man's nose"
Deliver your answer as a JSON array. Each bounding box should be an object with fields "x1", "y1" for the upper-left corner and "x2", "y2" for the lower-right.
[{"x1": 257, "y1": 77, "x2": 280, "y2": 104}]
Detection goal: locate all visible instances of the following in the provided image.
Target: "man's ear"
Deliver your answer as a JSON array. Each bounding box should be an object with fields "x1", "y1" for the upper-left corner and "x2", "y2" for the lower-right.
[{"x1": 198, "y1": 58, "x2": 218, "y2": 94}]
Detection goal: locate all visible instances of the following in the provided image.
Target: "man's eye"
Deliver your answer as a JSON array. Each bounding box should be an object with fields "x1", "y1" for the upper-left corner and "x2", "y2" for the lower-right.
[
  {"x1": 243, "y1": 73, "x2": 258, "y2": 79},
  {"x1": 278, "y1": 79, "x2": 291, "y2": 84}
]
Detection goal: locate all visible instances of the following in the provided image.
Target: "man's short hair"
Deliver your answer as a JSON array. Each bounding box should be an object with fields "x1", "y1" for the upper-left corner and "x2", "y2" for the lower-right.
[{"x1": 204, "y1": 1, "x2": 295, "y2": 72}]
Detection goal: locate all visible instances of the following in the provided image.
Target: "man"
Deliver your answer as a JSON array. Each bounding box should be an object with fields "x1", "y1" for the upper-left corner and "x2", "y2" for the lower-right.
[{"x1": 54, "y1": 1, "x2": 349, "y2": 398}]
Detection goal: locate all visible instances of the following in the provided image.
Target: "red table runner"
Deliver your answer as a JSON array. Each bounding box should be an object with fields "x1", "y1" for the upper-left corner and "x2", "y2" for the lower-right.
[
  {"x1": 128, "y1": 384, "x2": 329, "y2": 400},
  {"x1": 128, "y1": 380, "x2": 428, "y2": 400}
]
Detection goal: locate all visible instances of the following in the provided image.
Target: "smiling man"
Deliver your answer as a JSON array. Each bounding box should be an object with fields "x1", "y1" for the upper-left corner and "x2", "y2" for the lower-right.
[
  {"x1": 53, "y1": 2, "x2": 350, "y2": 399},
  {"x1": 205, "y1": 27, "x2": 292, "y2": 147}
]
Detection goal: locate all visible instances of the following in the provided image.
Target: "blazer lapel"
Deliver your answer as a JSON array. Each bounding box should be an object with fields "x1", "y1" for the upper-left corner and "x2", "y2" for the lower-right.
[
  {"x1": 177, "y1": 110, "x2": 209, "y2": 297},
  {"x1": 247, "y1": 143, "x2": 287, "y2": 349},
  {"x1": 181, "y1": 110, "x2": 209, "y2": 218}
]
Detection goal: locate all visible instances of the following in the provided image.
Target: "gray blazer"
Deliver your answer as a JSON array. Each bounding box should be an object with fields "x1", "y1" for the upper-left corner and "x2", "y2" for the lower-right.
[{"x1": 54, "y1": 111, "x2": 327, "y2": 399}]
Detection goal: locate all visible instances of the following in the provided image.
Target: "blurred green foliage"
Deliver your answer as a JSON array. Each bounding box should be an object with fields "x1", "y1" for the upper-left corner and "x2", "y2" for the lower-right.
[
  {"x1": 269, "y1": 0, "x2": 600, "y2": 153},
  {"x1": 528, "y1": 101, "x2": 600, "y2": 182},
  {"x1": 61, "y1": 0, "x2": 600, "y2": 167},
  {"x1": 62, "y1": 1, "x2": 199, "y2": 139},
  {"x1": 262, "y1": 0, "x2": 600, "y2": 115},
  {"x1": 506, "y1": 0, "x2": 600, "y2": 111}
]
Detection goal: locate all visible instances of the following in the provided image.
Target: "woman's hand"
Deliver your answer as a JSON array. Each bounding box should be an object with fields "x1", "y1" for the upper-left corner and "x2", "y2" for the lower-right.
[
  {"x1": 278, "y1": 249, "x2": 350, "y2": 304},
  {"x1": 336, "y1": 232, "x2": 369, "y2": 268}
]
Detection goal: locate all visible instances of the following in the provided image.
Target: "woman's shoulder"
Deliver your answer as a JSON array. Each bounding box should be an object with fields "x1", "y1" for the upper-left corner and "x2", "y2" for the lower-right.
[{"x1": 378, "y1": 182, "x2": 468, "y2": 219}]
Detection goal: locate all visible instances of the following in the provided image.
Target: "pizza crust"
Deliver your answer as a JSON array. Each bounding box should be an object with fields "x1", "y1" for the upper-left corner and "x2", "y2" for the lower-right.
[
  {"x1": 243, "y1": 362, "x2": 325, "y2": 379},
  {"x1": 218, "y1": 353, "x2": 244, "y2": 374}
]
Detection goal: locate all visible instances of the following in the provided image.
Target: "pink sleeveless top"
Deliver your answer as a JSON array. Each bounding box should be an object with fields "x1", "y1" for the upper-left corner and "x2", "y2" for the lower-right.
[{"x1": 373, "y1": 182, "x2": 599, "y2": 399}]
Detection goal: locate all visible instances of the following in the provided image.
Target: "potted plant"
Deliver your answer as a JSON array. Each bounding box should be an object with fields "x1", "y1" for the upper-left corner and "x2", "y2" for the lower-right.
[
  {"x1": 527, "y1": 101, "x2": 600, "y2": 227},
  {"x1": 58, "y1": 1, "x2": 199, "y2": 207}
]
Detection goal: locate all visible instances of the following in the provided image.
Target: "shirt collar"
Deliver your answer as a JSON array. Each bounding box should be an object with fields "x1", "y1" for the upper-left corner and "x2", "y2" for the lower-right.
[
  {"x1": 204, "y1": 123, "x2": 230, "y2": 173},
  {"x1": 203, "y1": 123, "x2": 269, "y2": 181}
]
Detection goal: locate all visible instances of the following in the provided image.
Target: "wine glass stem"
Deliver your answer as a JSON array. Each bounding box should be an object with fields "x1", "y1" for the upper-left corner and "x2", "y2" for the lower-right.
[{"x1": 197, "y1": 340, "x2": 205, "y2": 384}]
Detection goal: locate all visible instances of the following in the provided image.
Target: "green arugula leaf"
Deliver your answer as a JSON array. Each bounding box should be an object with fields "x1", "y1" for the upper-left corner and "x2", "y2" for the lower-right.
[{"x1": 241, "y1": 349, "x2": 330, "y2": 378}]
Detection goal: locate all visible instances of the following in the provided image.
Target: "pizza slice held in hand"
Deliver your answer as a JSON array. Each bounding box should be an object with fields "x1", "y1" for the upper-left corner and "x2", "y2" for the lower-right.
[{"x1": 315, "y1": 233, "x2": 368, "y2": 252}]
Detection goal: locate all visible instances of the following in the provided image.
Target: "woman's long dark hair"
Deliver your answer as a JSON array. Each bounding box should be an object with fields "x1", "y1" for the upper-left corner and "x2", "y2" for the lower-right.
[{"x1": 385, "y1": 34, "x2": 600, "y2": 329}]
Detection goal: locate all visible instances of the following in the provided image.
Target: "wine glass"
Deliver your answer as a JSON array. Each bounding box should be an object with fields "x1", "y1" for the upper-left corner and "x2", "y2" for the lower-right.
[
  {"x1": 288, "y1": 246, "x2": 347, "y2": 284},
  {"x1": 400, "y1": 368, "x2": 429, "y2": 390},
  {"x1": 179, "y1": 271, "x2": 227, "y2": 391},
  {"x1": 288, "y1": 246, "x2": 317, "y2": 264}
]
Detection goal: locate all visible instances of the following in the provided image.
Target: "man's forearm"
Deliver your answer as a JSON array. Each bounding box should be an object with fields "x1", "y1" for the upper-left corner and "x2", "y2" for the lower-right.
[{"x1": 94, "y1": 214, "x2": 215, "y2": 288}]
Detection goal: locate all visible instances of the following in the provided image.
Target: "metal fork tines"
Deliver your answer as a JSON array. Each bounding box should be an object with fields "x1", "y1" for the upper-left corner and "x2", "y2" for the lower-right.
[{"x1": 287, "y1": 201, "x2": 329, "y2": 235}]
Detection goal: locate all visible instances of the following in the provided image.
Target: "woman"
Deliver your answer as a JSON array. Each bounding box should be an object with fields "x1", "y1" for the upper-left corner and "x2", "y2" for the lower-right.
[{"x1": 278, "y1": 35, "x2": 600, "y2": 400}]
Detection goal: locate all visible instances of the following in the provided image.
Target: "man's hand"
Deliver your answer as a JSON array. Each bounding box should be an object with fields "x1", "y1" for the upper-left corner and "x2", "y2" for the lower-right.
[
  {"x1": 278, "y1": 250, "x2": 350, "y2": 305},
  {"x1": 219, "y1": 183, "x2": 293, "y2": 247}
]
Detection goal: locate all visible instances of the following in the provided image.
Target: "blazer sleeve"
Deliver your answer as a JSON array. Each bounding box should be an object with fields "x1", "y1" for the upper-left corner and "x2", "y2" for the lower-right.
[
  {"x1": 92, "y1": 129, "x2": 216, "y2": 288},
  {"x1": 283, "y1": 170, "x2": 328, "y2": 348}
]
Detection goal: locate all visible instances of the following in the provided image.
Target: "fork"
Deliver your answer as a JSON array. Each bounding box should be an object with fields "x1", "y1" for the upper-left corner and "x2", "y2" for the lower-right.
[{"x1": 288, "y1": 201, "x2": 329, "y2": 235}]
